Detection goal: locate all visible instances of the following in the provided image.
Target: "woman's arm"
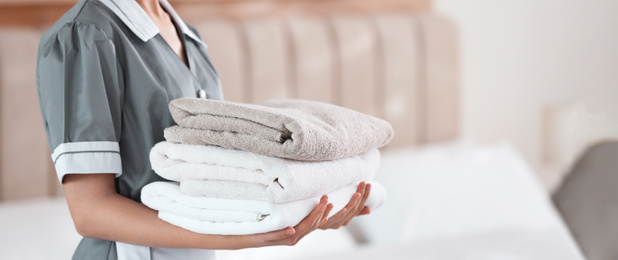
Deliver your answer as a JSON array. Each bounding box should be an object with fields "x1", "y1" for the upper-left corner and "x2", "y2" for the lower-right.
[{"x1": 63, "y1": 174, "x2": 334, "y2": 249}]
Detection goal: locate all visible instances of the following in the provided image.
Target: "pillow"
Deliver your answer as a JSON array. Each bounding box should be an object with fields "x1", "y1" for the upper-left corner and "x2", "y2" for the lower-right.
[{"x1": 351, "y1": 141, "x2": 565, "y2": 245}]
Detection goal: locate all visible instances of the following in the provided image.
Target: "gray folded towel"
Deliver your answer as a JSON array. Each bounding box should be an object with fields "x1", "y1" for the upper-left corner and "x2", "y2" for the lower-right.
[{"x1": 164, "y1": 98, "x2": 394, "y2": 161}]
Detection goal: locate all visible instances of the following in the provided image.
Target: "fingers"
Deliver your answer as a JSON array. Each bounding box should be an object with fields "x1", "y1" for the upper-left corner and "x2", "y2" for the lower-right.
[
  {"x1": 252, "y1": 196, "x2": 328, "y2": 245},
  {"x1": 320, "y1": 182, "x2": 372, "y2": 230},
  {"x1": 327, "y1": 190, "x2": 361, "y2": 221},
  {"x1": 245, "y1": 195, "x2": 337, "y2": 247},
  {"x1": 247, "y1": 226, "x2": 295, "y2": 246},
  {"x1": 300, "y1": 196, "x2": 329, "y2": 229},
  {"x1": 284, "y1": 195, "x2": 329, "y2": 245},
  {"x1": 326, "y1": 203, "x2": 347, "y2": 220},
  {"x1": 249, "y1": 182, "x2": 374, "y2": 247},
  {"x1": 297, "y1": 202, "x2": 333, "y2": 241},
  {"x1": 344, "y1": 182, "x2": 367, "y2": 218},
  {"x1": 320, "y1": 203, "x2": 334, "y2": 226},
  {"x1": 358, "y1": 206, "x2": 371, "y2": 216},
  {"x1": 356, "y1": 183, "x2": 371, "y2": 216},
  {"x1": 349, "y1": 182, "x2": 367, "y2": 214},
  {"x1": 328, "y1": 192, "x2": 359, "y2": 220},
  {"x1": 342, "y1": 183, "x2": 371, "y2": 226}
]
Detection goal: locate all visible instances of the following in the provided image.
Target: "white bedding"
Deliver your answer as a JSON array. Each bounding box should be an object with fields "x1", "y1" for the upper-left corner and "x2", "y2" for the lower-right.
[
  {"x1": 219, "y1": 141, "x2": 584, "y2": 260},
  {"x1": 353, "y1": 141, "x2": 575, "y2": 244},
  {"x1": 0, "y1": 141, "x2": 584, "y2": 260},
  {"x1": 295, "y1": 227, "x2": 582, "y2": 260},
  {"x1": 0, "y1": 197, "x2": 80, "y2": 260}
]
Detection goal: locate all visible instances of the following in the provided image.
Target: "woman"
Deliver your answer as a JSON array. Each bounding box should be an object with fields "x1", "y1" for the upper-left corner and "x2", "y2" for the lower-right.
[{"x1": 36, "y1": 0, "x2": 371, "y2": 259}]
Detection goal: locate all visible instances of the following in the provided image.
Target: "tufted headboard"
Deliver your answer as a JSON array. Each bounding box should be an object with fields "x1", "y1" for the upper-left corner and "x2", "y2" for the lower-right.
[
  {"x1": 187, "y1": 13, "x2": 458, "y2": 145},
  {"x1": 0, "y1": 11, "x2": 458, "y2": 202}
]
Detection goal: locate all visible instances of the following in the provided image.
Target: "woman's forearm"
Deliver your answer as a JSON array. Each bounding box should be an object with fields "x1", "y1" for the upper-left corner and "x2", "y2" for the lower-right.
[
  {"x1": 64, "y1": 174, "x2": 248, "y2": 249},
  {"x1": 62, "y1": 173, "x2": 332, "y2": 250}
]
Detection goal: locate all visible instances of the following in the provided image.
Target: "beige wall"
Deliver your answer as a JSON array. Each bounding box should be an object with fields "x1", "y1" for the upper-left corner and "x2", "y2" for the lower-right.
[
  {"x1": 434, "y1": 0, "x2": 618, "y2": 189},
  {"x1": 0, "y1": 0, "x2": 431, "y2": 28}
]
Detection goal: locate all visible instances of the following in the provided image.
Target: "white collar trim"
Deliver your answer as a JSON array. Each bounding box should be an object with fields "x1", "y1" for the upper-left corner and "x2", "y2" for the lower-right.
[{"x1": 97, "y1": 0, "x2": 204, "y2": 46}]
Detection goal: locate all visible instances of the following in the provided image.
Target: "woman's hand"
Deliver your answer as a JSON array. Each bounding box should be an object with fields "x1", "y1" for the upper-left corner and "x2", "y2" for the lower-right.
[
  {"x1": 63, "y1": 173, "x2": 365, "y2": 250},
  {"x1": 239, "y1": 195, "x2": 334, "y2": 248},
  {"x1": 238, "y1": 182, "x2": 371, "y2": 247},
  {"x1": 319, "y1": 182, "x2": 371, "y2": 230}
]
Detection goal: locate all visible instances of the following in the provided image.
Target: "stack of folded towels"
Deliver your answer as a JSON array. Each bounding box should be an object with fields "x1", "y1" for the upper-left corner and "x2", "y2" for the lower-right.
[{"x1": 141, "y1": 98, "x2": 394, "y2": 235}]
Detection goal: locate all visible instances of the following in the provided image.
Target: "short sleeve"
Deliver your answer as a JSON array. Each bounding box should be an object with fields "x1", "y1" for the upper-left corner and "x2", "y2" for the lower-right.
[{"x1": 37, "y1": 22, "x2": 124, "y2": 183}]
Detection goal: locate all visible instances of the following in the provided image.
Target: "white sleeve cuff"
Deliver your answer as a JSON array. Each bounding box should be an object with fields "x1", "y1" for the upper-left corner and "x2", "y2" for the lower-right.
[{"x1": 51, "y1": 141, "x2": 123, "y2": 183}]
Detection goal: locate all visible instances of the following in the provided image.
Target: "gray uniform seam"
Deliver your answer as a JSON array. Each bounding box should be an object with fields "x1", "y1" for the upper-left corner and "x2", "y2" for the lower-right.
[
  {"x1": 61, "y1": 0, "x2": 115, "y2": 43},
  {"x1": 54, "y1": 150, "x2": 121, "y2": 164}
]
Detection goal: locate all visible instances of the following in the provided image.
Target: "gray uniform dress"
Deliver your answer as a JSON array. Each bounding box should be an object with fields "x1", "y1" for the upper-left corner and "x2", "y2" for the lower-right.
[{"x1": 36, "y1": 0, "x2": 223, "y2": 259}]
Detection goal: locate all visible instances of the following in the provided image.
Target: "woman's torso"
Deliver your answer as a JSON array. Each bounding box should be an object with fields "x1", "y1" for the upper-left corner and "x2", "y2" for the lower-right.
[{"x1": 37, "y1": 0, "x2": 223, "y2": 259}]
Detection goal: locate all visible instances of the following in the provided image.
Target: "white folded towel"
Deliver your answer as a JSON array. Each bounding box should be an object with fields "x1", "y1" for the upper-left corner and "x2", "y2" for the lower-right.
[
  {"x1": 141, "y1": 181, "x2": 386, "y2": 235},
  {"x1": 150, "y1": 142, "x2": 380, "y2": 203}
]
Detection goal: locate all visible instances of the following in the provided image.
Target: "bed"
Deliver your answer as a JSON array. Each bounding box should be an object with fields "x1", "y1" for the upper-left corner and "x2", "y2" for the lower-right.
[
  {"x1": 0, "y1": 141, "x2": 584, "y2": 259},
  {"x1": 0, "y1": 7, "x2": 584, "y2": 260}
]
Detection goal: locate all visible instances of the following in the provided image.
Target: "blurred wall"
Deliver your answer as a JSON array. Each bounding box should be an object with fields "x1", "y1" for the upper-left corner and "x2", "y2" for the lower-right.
[
  {"x1": 434, "y1": 0, "x2": 618, "y2": 189},
  {"x1": 0, "y1": 0, "x2": 433, "y2": 202}
]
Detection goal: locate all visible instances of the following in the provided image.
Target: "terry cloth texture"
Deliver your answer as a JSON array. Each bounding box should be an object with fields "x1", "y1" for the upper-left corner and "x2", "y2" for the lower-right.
[
  {"x1": 164, "y1": 98, "x2": 394, "y2": 161},
  {"x1": 150, "y1": 141, "x2": 380, "y2": 203},
  {"x1": 141, "y1": 181, "x2": 386, "y2": 235}
]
